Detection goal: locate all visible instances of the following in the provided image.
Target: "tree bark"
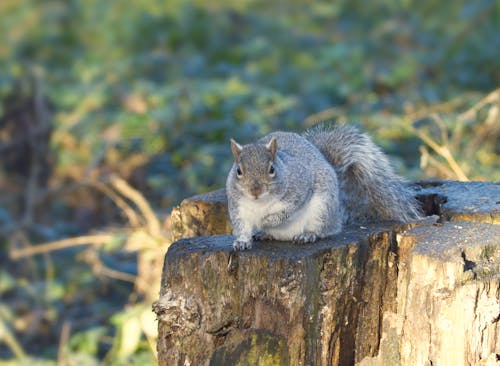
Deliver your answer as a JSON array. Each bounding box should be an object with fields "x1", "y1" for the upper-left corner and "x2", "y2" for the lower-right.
[{"x1": 154, "y1": 181, "x2": 500, "y2": 366}]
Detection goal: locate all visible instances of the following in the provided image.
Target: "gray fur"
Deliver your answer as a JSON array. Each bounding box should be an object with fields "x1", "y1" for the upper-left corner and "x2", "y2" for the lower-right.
[
  {"x1": 226, "y1": 125, "x2": 422, "y2": 250},
  {"x1": 304, "y1": 124, "x2": 422, "y2": 223}
]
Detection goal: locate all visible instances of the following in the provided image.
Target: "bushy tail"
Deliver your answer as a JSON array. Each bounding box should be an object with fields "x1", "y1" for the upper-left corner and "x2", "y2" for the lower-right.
[{"x1": 304, "y1": 124, "x2": 422, "y2": 224}]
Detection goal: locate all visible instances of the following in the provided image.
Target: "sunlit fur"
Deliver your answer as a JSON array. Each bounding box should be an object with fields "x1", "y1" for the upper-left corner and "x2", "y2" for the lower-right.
[
  {"x1": 227, "y1": 132, "x2": 342, "y2": 249},
  {"x1": 304, "y1": 124, "x2": 422, "y2": 223},
  {"x1": 227, "y1": 125, "x2": 422, "y2": 250}
]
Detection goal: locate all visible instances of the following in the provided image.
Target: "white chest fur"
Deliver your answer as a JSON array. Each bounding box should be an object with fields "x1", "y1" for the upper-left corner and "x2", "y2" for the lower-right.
[
  {"x1": 267, "y1": 192, "x2": 327, "y2": 240},
  {"x1": 237, "y1": 192, "x2": 328, "y2": 241},
  {"x1": 237, "y1": 195, "x2": 287, "y2": 230}
]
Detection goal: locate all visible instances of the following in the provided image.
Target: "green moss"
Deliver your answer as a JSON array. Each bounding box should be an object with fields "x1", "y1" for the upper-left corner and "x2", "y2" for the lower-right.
[{"x1": 209, "y1": 330, "x2": 289, "y2": 366}]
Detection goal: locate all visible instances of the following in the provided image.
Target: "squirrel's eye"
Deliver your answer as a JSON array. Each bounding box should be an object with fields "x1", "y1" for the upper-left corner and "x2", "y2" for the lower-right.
[
  {"x1": 268, "y1": 164, "x2": 275, "y2": 176},
  {"x1": 236, "y1": 165, "x2": 243, "y2": 178}
]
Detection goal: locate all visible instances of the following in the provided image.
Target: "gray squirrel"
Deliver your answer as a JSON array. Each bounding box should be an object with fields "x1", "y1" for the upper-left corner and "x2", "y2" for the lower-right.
[{"x1": 226, "y1": 124, "x2": 422, "y2": 250}]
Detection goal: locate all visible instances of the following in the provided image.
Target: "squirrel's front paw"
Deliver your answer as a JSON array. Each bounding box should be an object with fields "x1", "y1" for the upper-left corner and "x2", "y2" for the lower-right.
[
  {"x1": 293, "y1": 232, "x2": 318, "y2": 244},
  {"x1": 262, "y1": 212, "x2": 286, "y2": 227},
  {"x1": 233, "y1": 239, "x2": 253, "y2": 251}
]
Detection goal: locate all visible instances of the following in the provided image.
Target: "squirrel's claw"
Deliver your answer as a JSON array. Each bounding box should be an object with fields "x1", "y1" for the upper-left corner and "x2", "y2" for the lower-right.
[
  {"x1": 233, "y1": 239, "x2": 252, "y2": 251},
  {"x1": 293, "y1": 232, "x2": 318, "y2": 244}
]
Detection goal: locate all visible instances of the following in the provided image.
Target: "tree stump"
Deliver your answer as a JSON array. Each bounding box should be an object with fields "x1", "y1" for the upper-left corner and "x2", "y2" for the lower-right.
[{"x1": 154, "y1": 181, "x2": 500, "y2": 366}]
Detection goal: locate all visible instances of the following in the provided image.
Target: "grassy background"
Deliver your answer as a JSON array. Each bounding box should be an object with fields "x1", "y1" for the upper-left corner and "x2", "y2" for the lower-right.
[{"x1": 0, "y1": 0, "x2": 499, "y2": 364}]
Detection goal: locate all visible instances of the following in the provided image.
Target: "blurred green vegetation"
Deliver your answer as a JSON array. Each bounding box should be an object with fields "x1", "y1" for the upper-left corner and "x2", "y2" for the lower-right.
[{"x1": 0, "y1": 0, "x2": 499, "y2": 364}]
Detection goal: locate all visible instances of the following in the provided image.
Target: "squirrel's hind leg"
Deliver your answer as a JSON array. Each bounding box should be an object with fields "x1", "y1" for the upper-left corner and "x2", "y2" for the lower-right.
[{"x1": 252, "y1": 231, "x2": 275, "y2": 241}]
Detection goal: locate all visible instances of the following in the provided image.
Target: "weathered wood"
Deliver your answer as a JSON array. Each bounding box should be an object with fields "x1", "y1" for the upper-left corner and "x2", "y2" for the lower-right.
[
  {"x1": 170, "y1": 189, "x2": 230, "y2": 241},
  {"x1": 398, "y1": 222, "x2": 499, "y2": 366},
  {"x1": 155, "y1": 181, "x2": 500, "y2": 366},
  {"x1": 360, "y1": 220, "x2": 500, "y2": 366},
  {"x1": 414, "y1": 180, "x2": 500, "y2": 223},
  {"x1": 155, "y1": 224, "x2": 405, "y2": 365}
]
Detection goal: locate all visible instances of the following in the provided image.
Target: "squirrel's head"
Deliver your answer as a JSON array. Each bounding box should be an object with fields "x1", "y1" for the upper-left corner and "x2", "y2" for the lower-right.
[{"x1": 230, "y1": 137, "x2": 279, "y2": 200}]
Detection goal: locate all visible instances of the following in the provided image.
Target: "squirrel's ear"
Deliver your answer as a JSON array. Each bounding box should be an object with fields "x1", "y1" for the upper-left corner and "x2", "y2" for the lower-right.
[
  {"x1": 266, "y1": 137, "x2": 278, "y2": 159},
  {"x1": 230, "y1": 138, "x2": 242, "y2": 161}
]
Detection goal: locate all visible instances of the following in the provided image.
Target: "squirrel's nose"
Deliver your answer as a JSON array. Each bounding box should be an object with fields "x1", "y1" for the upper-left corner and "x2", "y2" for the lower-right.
[{"x1": 249, "y1": 184, "x2": 263, "y2": 199}]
